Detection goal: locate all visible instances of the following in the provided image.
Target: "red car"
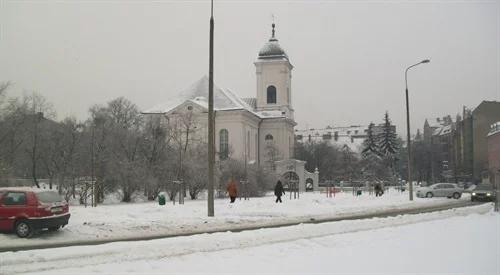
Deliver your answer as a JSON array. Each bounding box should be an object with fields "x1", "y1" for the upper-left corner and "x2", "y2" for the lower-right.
[{"x1": 0, "y1": 187, "x2": 70, "y2": 238}]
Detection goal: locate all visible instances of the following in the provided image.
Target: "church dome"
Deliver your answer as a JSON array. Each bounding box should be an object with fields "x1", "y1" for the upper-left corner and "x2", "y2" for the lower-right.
[{"x1": 258, "y1": 24, "x2": 288, "y2": 60}]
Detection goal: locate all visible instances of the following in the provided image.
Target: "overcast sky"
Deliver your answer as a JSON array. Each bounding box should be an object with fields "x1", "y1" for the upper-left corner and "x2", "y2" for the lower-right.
[{"x1": 1, "y1": 0, "x2": 499, "y2": 135}]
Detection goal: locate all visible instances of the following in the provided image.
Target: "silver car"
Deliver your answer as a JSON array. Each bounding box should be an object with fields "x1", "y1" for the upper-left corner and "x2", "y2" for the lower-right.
[{"x1": 416, "y1": 183, "x2": 462, "y2": 199}]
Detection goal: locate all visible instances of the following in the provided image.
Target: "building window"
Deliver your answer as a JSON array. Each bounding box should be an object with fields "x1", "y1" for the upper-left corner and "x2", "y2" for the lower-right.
[
  {"x1": 267, "y1": 85, "x2": 277, "y2": 104},
  {"x1": 265, "y1": 134, "x2": 274, "y2": 141},
  {"x1": 219, "y1": 129, "x2": 229, "y2": 160},
  {"x1": 323, "y1": 134, "x2": 332, "y2": 140}
]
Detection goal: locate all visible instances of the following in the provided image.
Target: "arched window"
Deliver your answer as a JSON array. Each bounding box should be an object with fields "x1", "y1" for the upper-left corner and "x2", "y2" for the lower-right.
[
  {"x1": 265, "y1": 134, "x2": 273, "y2": 141},
  {"x1": 219, "y1": 129, "x2": 229, "y2": 160},
  {"x1": 267, "y1": 85, "x2": 277, "y2": 104}
]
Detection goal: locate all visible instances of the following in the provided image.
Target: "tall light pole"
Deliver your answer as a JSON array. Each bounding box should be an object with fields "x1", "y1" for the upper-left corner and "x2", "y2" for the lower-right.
[
  {"x1": 207, "y1": 0, "x2": 215, "y2": 217},
  {"x1": 405, "y1": 59, "x2": 430, "y2": 201}
]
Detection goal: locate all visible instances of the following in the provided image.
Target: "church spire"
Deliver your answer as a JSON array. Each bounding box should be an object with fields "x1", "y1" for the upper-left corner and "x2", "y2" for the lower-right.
[{"x1": 272, "y1": 23, "x2": 275, "y2": 38}]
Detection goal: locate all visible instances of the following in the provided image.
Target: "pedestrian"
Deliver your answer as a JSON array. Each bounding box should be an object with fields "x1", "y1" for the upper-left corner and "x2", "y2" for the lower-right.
[
  {"x1": 227, "y1": 177, "x2": 238, "y2": 203},
  {"x1": 274, "y1": 180, "x2": 285, "y2": 203},
  {"x1": 375, "y1": 183, "x2": 384, "y2": 197}
]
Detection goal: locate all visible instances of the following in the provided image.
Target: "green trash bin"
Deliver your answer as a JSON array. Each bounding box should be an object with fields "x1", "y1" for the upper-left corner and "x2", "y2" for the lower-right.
[
  {"x1": 158, "y1": 193, "x2": 166, "y2": 205},
  {"x1": 356, "y1": 190, "x2": 362, "y2": 196}
]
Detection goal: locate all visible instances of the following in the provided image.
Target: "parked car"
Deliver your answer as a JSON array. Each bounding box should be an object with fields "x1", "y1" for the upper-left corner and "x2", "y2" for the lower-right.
[
  {"x1": 0, "y1": 187, "x2": 70, "y2": 238},
  {"x1": 416, "y1": 183, "x2": 462, "y2": 199},
  {"x1": 471, "y1": 184, "x2": 497, "y2": 202}
]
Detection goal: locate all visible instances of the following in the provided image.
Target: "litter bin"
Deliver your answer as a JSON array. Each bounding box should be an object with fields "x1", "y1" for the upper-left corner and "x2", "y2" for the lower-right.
[
  {"x1": 158, "y1": 193, "x2": 166, "y2": 205},
  {"x1": 356, "y1": 190, "x2": 362, "y2": 196}
]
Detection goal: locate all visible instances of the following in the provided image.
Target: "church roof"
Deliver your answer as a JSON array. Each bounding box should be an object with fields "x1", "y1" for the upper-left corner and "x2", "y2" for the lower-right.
[
  {"x1": 258, "y1": 23, "x2": 288, "y2": 60},
  {"x1": 142, "y1": 76, "x2": 287, "y2": 120}
]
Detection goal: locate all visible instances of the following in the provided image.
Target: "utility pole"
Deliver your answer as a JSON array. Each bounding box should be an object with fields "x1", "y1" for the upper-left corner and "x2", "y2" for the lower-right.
[{"x1": 207, "y1": 0, "x2": 215, "y2": 217}]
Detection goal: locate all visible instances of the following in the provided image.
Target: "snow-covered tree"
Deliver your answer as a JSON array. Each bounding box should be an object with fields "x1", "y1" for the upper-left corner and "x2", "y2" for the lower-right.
[
  {"x1": 361, "y1": 122, "x2": 380, "y2": 159},
  {"x1": 377, "y1": 112, "x2": 398, "y2": 158}
]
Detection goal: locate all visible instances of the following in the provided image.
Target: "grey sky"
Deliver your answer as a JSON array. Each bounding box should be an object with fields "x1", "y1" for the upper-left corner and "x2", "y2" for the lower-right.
[{"x1": 1, "y1": 0, "x2": 499, "y2": 135}]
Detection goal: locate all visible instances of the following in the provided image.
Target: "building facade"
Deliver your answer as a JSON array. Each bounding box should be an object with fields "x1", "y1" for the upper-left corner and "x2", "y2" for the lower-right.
[
  {"x1": 422, "y1": 101, "x2": 500, "y2": 183},
  {"x1": 295, "y1": 124, "x2": 395, "y2": 154},
  {"x1": 487, "y1": 122, "x2": 500, "y2": 186}
]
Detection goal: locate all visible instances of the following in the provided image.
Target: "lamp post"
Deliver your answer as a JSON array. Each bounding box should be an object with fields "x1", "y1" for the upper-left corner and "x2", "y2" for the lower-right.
[
  {"x1": 207, "y1": 0, "x2": 215, "y2": 217},
  {"x1": 405, "y1": 59, "x2": 430, "y2": 201}
]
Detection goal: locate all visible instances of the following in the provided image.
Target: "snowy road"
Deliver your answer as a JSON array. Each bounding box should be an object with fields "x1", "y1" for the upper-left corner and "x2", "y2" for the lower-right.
[{"x1": 1, "y1": 204, "x2": 497, "y2": 275}]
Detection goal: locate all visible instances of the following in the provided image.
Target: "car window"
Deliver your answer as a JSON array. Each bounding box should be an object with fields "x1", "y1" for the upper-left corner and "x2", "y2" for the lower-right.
[
  {"x1": 447, "y1": 184, "x2": 456, "y2": 189},
  {"x1": 476, "y1": 185, "x2": 493, "y2": 190},
  {"x1": 36, "y1": 191, "x2": 63, "y2": 203},
  {"x1": 435, "y1": 184, "x2": 445, "y2": 189},
  {"x1": 3, "y1": 192, "x2": 27, "y2": 206}
]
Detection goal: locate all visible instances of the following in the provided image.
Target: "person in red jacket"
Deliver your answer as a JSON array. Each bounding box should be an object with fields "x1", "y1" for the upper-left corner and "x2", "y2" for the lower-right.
[{"x1": 227, "y1": 177, "x2": 238, "y2": 203}]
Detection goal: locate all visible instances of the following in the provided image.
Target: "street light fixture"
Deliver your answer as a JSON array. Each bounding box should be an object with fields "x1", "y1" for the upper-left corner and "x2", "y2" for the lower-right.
[{"x1": 405, "y1": 59, "x2": 430, "y2": 201}]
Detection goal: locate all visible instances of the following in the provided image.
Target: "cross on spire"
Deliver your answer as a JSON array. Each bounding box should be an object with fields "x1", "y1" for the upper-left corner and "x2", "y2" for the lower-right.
[{"x1": 271, "y1": 14, "x2": 276, "y2": 38}]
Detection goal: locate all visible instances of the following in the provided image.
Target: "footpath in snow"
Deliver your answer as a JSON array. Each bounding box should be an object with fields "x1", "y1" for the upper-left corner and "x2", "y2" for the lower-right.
[
  {"x1": 0, "y1": 204, "x2": 497, "y2": 274},
  {"x1": 0, "y1": 190, "x2": 472, "y2": 249}
]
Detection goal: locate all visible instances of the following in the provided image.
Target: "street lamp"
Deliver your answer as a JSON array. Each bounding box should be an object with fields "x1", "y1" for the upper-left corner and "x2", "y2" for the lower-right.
[
  {"x1": 405, "y1": 59, "x2": 430, "y2": 201},
  {"x1": 207, "y1": 0, "x2": 215, "y2": 217}
]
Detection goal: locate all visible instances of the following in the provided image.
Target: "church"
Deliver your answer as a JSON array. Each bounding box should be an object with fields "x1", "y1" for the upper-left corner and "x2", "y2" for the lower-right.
[{"x1": 143, "y1": 24, "x2": 318, "y2": 192}]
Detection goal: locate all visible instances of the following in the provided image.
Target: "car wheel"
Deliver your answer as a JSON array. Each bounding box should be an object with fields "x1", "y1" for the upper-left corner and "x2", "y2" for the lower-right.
[
  {"x1": 15, "y1": 220, "x2": 33, "y2": 238},
  {"x1": 426, "y1": 192, "x2": 433, "y2": 198},
  {"x1": 48, "y1": 226, "x2": 60, "y2": 232},
  {"x1": 453, "y1": 192, "x2": 461, "y2": 199}
]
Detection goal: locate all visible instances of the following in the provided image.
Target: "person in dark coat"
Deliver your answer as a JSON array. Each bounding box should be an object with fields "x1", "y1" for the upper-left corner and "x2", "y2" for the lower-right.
[
  {"x1": 274, "y1": 180, "x2": 285, "y2": 203},
  {"x1": 227, "y1": 177, "x2": 238, "y2": 203},
  {"x1": 375, "y1": 183, "x2": 384, "y2": 197}
]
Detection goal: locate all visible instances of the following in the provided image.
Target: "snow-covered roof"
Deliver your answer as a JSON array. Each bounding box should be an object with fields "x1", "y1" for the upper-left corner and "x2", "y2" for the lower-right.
[
  {"x1": 295, "y1": 126, "x2": 369, "y2": 153},
  {"x1": 242, "y1": 98, "x2": 257, "y2": 109},
  {"x1": 258, "y1": 24, "x2": 289, "y2": 61},
  {"x1": 143, "y1": 76, "x2": 242, "y2": 114},
  {"x1": 0, "y1": 187, "x2": 55, "y2": 193},
  {"x1": 488, "y1": 121, "x2": 500, "y2": 137},
  {"x1": 142, "y1": 76, "x2": 287, "y2": 120}
]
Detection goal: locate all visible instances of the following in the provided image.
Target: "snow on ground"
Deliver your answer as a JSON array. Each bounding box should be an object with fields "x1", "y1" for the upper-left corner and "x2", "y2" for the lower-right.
[
  {"x1": 0, "y1": 190, "x2": 471, "y2": 248},
  {"x1": 0, "y1": 204, "x2": 497, "y2": 274}
]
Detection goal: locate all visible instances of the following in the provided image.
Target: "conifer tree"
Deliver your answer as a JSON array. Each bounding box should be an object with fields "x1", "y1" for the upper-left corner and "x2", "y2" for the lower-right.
[
  {"x1": 361, "y1": 122, "x2": 380, "y2": 159},
  {"x1": 378, "y1": 112, "x2": 398, "y2": 157}
]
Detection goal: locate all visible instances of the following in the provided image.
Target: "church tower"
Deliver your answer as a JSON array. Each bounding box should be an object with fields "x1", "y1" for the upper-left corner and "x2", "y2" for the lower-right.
[{"x1": 255, "y1": 23, "x2": 294, "y2": 119}]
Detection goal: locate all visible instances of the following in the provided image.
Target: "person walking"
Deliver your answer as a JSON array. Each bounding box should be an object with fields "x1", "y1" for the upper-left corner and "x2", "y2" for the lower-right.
[
  {"x1": 274, "y1": 180, "x2": 285, "y2": 203},
  {"x1": 227, "y1": 177, "x2": 238, "y2": 203},
  {"x1": 375, "y1": 183, "x2": 384, "y2": 197}
]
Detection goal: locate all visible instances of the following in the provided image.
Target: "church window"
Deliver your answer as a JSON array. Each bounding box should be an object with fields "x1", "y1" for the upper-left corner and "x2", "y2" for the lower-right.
[
  {"x1": 265, "y1": 134, "x2": 274, "y2": 141},
  {"x1": 219, "y1": 129, "x2": 229, "y2": 160},
  {"x1": 267, "y1": 86, "x2": 277, "y2": 104}
]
